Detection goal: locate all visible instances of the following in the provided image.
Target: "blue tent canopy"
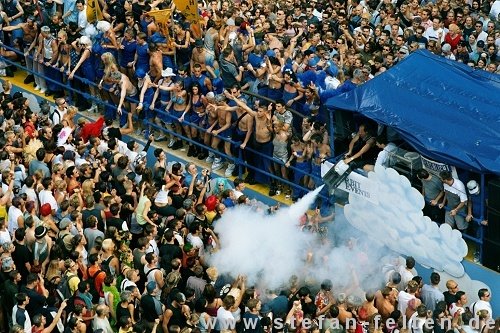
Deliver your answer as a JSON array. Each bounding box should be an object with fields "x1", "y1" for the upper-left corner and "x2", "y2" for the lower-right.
[{"x1": 325, "y1": 50, "x2": 500, "y2": 174}]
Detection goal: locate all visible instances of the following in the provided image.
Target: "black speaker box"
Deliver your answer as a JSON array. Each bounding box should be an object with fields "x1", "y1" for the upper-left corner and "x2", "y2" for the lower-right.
[
  {"x1": 486, "y1": 209, "x2": 500, "y2": 243},
  {"x1": 487, "y1": 178, "x2": 500, "y2": 214},
  {"x1": 482, "y1": 238, "x2": 500, "y2": 272}
]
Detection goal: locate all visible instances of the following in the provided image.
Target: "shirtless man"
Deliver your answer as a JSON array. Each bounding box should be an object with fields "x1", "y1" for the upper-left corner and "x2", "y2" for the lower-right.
[
  {"x1": 207, "y1": 99, "x2": 234, "y2": 174},
  {"x1": 224, "y1": 90, "x2": 254, "y2": 177},
  {"x1": 110, "y1": 71, "x2": 138, "y2": 115},
  {"x1": 374, "y1": 286, "x2": 397, "y2": 322},
  {"x1": 155, "y1": 33, "x2": 175, "y2": 71},
  {"x1": 149, "y1": 43, "x2": 163, "y2": 82},
  {"x1": 358, "y1": 292, "x2": 379, "y2": 329},
  {"x1": 234, "y1": 100, "x2": 273, "y2": 184},
  {"x1": 190, "y1": 39, "x2": 207, "y2": 72},
  {"x1": 199, "y1": 102, "x2": 218, "y2": 160},
  {"x1": 2, "y1": 16, "x2": 38, "y2": 83}
]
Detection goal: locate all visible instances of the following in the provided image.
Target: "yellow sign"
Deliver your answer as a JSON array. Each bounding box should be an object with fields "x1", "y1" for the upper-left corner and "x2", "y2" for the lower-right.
[
  {"x1": 147, "y1": 9, "x2": 171, "y2": 37},
  {"x1": 86, "y1": 0, "x2": 104, "y2": 23},
  {"x1": 173, "y1": 0, "x2": 199, "y2": 23}
]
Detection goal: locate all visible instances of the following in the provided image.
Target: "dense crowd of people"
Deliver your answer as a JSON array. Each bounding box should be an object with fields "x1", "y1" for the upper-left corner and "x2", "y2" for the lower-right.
[
  {"x1": 0, "y1": 0, "x2": 498, "y2": 199},
  {"x1": 0, "y1": 0, "x2": 498, "y2": 331}
]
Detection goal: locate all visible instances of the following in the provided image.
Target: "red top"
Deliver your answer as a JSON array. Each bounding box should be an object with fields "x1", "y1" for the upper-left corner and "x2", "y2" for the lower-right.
[{"x1": 80, "y1": 117, "x2": 105, "y2": 143}]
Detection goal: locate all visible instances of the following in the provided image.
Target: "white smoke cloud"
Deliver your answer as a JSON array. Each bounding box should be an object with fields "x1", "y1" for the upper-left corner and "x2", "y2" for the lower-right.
[
  {"x1": 344, "y1": 166, "x2": 468, "y2": 277},
  {"x1": 209, "y1": 187, "x2": 323, "y2": 288},
  {"x1": 209, "y1": 186, "x2": 390, "y2": 294}
]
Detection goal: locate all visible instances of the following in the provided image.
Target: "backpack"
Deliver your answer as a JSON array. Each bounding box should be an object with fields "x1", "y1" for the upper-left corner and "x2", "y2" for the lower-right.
[
  {"x1": 56, "y1": 233, "x2": 72, "y2": 256},
  {"x1": 87, "y1": 267, "x2": 104, "y2": 304},
  {"x1": 65, "y1": 294, "x2": 87, "y2": 320},
  {"x1": 50, "y1": 108, "x2": 61, "y2": 125},
  {"x1": 56, "y1": 273, "x2": 78, "y2": 301},
  {"x1": 100, "y1": 256, "x2": 114, "y2": 276}
]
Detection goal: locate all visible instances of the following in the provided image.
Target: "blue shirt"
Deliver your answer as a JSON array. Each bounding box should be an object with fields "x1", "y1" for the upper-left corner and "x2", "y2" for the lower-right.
[{"x1": 63, "y1": 0, "x2": 78, "y2": 24}]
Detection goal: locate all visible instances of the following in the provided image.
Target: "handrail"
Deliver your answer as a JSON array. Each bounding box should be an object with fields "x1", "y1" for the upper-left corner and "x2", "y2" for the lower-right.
[{"x1": 1, "y1": 43, "x2": 331, "y2": 203}]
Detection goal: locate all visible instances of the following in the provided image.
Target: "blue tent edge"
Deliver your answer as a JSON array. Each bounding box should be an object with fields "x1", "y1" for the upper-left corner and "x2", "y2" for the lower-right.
[{"x1": 325, "y1": 50, "x2": 500, "y2": 175}]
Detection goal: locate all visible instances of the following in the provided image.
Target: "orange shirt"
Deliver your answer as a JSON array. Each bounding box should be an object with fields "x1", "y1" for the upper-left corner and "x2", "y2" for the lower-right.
[{"x1": 88, "y1": 265, "x2": 106, "y2": 297}]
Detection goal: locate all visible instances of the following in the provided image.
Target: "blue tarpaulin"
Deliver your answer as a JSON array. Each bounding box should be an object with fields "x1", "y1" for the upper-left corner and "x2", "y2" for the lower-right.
[{"x1": 325, "y1": 50, "x2": 500, "y2": 174}]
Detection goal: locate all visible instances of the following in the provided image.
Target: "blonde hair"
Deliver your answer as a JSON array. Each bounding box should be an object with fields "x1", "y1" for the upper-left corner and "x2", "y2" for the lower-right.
[
  {"x1": 102, "y1": 52, "x2": 119, "y2": 79},
  {"x1": 2, "y1": 80, "x2": 11, "y2": 91},
  {"x1": 82, "y1": 179, "x2": 94, "y2": 198},
  {"x1": 57, "y1": 29, "x2": 67, "y2": 40},
  {"x1": 477, "y1": 309, "x2": 489, "y2": 319},
  {"x1": 55, "y1": 179, "x2": 67, "y2": 192},
  {"x1": 46, "y1": 259, "x2": 62, "y2": 283},
  {"x1": 102, "y1": 238, "x2": 115, "y2": 252},
  {"x1": 52, "y1": 162, "x2": 64, "y2": 174}
]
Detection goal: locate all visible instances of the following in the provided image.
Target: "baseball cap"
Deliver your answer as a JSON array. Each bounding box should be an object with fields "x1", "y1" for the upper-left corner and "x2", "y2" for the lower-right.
[{"x1": 467, "y1": 180, "x2": 479, "y2": 195}]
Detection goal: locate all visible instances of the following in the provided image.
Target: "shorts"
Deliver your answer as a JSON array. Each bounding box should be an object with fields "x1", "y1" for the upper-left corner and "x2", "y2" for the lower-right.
[
  {"x1": 445, "y1": 208, "x2": 468, "y2": 231},
  {"x1": 171, "y1": 109, "x2": 185, "y2": 122},
  {"x1": 190, "y1": 112, "x2": 205, "y2": 125},
  {"x1": 216, "y1": 124, "x2": 232, "y2": 138}
]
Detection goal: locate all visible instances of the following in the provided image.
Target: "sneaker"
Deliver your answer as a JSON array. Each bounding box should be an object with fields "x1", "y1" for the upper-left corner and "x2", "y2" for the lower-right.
[
  {"x1": 269, "y1": 188, "x2": 277, "y2": 196},
  {"x1": 225, "y1": 164, "x2": 235, "y2": 177},
  {"x1": 156, "y1": 135, "x2": 167, "y2": 141},
  {"x1": 205, "y1": 153, "x2": 214, "y2": 163},
  {"x1": 275, "y1": 190, "x2": 281, "y2": 195},
  {"x1": 244, "y1": 176, "x2": 257, "y2": 185},
  {"x1": 198, "y1": 151, "x2": 208, "y2": 160},
  {"x1": 473, "y1": 252, "x2": 481, "y2": 263},
  {"x1": 34, "y1": 85, "x2": 41, "y2": 91},
  {"x1": 40, "y1": 88, "x2": 46, "y2": 94},
  {"x1": 168, "y1": 138, "x2": 175, "y2": 148},
  {"x1": 212, "y1": 158, "x2": 224, "y2": 171},
  {"x1": 172, "y1": 140, "x2": 183, "y2": 150}
]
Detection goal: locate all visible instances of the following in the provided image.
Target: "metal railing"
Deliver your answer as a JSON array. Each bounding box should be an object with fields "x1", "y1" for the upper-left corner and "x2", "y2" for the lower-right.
[{"x1": 0, "y1": 43, "x2": 332, "y2": 205}]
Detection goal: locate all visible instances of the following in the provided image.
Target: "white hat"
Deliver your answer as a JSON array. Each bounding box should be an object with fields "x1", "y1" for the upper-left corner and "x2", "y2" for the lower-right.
[
  {"x1": 467, "y1": 180, "x2": 479, "y2": 195},
  {"x1": 162, "y1": 67, "x2": 176, "y2": 77},
  {"x1": 79, "y1": 36, "x2": 92, "y2": 46},
  {"x1": 96, "y1": 20, "x2": 111, "y2": 33}
]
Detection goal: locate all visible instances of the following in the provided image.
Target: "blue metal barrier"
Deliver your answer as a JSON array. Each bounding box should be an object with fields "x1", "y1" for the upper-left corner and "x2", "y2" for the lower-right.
[{"x1": 1, "y1": 44, "x2": 331, "y2": 204}]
